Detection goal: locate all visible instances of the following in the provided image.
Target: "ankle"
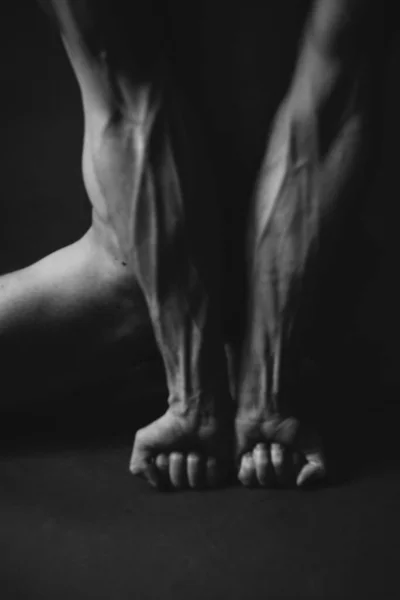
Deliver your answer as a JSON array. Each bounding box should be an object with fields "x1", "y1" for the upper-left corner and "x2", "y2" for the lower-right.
[{"x1": 168, "y1": 384, "x2": 233, "y2": 423}]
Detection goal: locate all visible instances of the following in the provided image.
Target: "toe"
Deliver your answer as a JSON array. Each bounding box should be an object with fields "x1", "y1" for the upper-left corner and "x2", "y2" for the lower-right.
[
  {"x1": 238, "y1": 452, "x2": 256, "y2": 487},
  {"x1": 187, "y1": 453, "x2": 203, "y2": 489},
  {"x1": 253, "y1": 443, "x2": 275, "y2": 487},
  {"x1": 270, "y1": 443, "x2": 290, "y2": 487},
  {"x1": 129, "y1": 432, "x2": 158, "y2": 487},
  {"x1": 142, "y1": 461, "x2": 160, "y2": 488},
  {"x1": 169, "y1": 452, "x2": 187, "y2": 489},
  {"x1": 267, "y1": 419, "x2": 327, "y2": 488},
  {"x1": 129, "y1": 429, "x2": 147, "y2": 476},
  {"x1": 206, "y1": 456, "x2": 219, "y2": 488},
  {"x1": 155, "y1": 454, "x2": 170, "y2": 488},
  {"x1": 296, "y1": 449, "x2": 326, "y2": 487}
]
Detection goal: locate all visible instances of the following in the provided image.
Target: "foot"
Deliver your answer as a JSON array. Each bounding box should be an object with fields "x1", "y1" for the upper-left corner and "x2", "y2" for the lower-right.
[
  {"x1": 130, "y1": 404, "x2": 232, "y2": 490},
  {"x1": 235, "y1": 414, "x2": 326, "y2": 488},
  {"x1": 235, "y1": 354, "x2": 326, "y2": 489}
]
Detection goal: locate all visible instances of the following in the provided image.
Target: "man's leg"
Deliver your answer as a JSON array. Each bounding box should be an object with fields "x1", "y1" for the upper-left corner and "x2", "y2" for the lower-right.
[
  {"x1": 0, "y1": 1, "x2": 166, "y2": 406},
  {"x1": 40, "y1": 1, "x2": 232, "y2": 490},
  {"x1": 0, "y1": 11, "x2": 166, "y2": 410},
  {"x1": 236, "y1": 0, "x2": 378, "y2": 487}
]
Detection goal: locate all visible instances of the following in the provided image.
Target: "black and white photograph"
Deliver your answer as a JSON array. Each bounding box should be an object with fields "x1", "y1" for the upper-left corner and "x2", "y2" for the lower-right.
[{"x1": 0, "y1": 2, "x2": 398, "y2": 598}]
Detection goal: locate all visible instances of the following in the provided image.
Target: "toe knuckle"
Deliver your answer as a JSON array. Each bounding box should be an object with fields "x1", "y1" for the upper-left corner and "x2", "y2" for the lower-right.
[
  {"x1": 134, "y1": 428, "x2": 145, "y2": 446},
  {"x1": 271, "y1": 445, "x2": 283, "y2": 463},
  {"x1": 129, "y1": 459, "x2": 141, "y2": 475},
  {"x1": 155, "y1": 454, "x2": 166, "y2": 468},
  {"x1": 188, "y1": 452, "x2": 199, "y2": 462}
]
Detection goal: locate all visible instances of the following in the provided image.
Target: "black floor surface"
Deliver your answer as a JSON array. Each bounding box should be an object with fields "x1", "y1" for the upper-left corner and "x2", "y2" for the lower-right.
[
  {"x1": 1, "y1": 448, "x2": 399, "y2": 600},
  {"x1": 1, "y1": 370, "x2": 400, "y2": 600}
]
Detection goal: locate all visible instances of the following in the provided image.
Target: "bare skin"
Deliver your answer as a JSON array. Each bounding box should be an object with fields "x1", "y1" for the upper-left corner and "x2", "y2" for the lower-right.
[
  {"x1": 1, "y1": 0, "x2": 380, "y2": 491},
  {"x1": 0, "y1": 0, "x2": 232, "y2": 489},
  {"x1": 236, "y1": 0, "x2": 375, "y2": 487},
  {"x1": 45, "y1": 0, "x2": 233, "y2": 490}
]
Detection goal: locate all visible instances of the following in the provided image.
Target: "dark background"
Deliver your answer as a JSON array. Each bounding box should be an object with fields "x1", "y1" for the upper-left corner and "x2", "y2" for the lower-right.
[{"x1": 0, "y1": 3, "x2": 399, "y2": 599}]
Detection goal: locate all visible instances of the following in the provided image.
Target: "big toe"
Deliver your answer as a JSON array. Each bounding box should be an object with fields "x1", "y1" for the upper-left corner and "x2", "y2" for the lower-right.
[{"x1": 296, "y1": 449, "x2": 326, "y2": 487}]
